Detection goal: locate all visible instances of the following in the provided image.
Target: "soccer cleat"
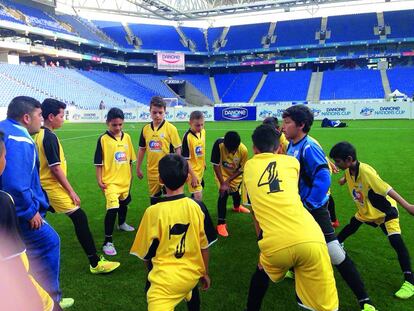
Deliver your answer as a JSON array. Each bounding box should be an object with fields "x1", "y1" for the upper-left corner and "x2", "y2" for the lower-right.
[
  {"x1": 395, "y1": 281, "x2": 414, "y2": 299},
  {"x1": 232, "y1": 205, "x2": 251, "y2": 214},
  {"x1": 103, "y1": 242, "x2": 117, "y2": 256},
  {"x1": 361, "y1": 303, "x2": 377, "y2": 311},
  {"x1": 59, "y1": 298, "x2": 74, "y2": 309},
  {"x1": 90, "y1": 256, "x2": 120, "y2": 274},
  {"x1": 217, "y1": 224, "x2": 229, "y2": 237},
  {"x1": 285, "y1": 270, "x2": 295, "y2": 280},
  {"x1": 118, "y1": 222, "x2": 135, "y2": 232},
  {"x1": 331, "y1": 219, "x2": 340, "y2": 228}
]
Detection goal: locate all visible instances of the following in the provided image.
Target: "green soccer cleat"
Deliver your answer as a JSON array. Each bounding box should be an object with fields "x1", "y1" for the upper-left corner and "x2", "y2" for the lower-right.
[
  {"x1": 285, "y1": 270, "x2": 295, "y2": 280},
  {"x1": 361, "y1": 303, "x2": 377, "y2": 311},
  {"x1": 395, "y1": 281, "x2": 414, "y2": 299},
  {"x1": 90, "y1": 256, "x2": 120, "y2": 274},
  {"x1": 59, "y1": 298, "x2": 74, "y2": 309}
]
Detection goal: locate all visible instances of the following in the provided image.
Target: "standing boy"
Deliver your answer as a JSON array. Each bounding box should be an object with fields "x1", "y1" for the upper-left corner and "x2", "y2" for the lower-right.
[
  {"x1": 182, "y1": 111, "x2": 206, "y2": 201},
  {"x1": 244, "y1": 124, "x2": 338, "y2": 311},
  {"x1": 35, "y1": 99, "x2": 120, "y2": 273},
  {"x1": 211, "y1": 131, "x2": 250, "y2": 237},
  {"x1": 330, "y1": 141, "x2": 414, "y2": 299},
  {"x1": 94, "y1": 108, "x2": 136, "y2": 256},
  {"x1": 136, "y1": 96, "x2": 181, "y2": 205},
  {"x1": 131, "y1": 154, "x2": 217, "y2": 311}
]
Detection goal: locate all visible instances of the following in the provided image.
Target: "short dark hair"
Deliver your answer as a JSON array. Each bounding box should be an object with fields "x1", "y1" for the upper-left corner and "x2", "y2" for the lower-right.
[
  {"x1": 224, "y1": 131, "x2": 241, "y2": 152},
  {"x1": 150, "y1": 96, "x2": 166, "y2": 110},
  {"x1": 262, "y1": 117, "x2": 280, "y2": 130},
  {"x1": 159, "y1": 154, "x2": 188, "y2": 190},
  {"x1": 190, "y1": 110, "x2": 204, "y2": 121},
  {"x1": 41, "y1": 98, "x2": 66, "y2": 119},
  {"x1": 106, "y1": 107, "x2": 124, "y2": 122},
  {"x1": 0, "y1": 131, "x2": 4, "y2": 157},
  {"x1": 7, "y1": 96, "x2": 41, "y2": 121},
  {"x1": 252, "y1": 124, "x2": 281, "y2": 153},
  {"x1": 329, "y1": 141, "x2": 357, "y2": 161},
  {"x1": 282, "y1": 104, "x2": 313, "y2": 133}
]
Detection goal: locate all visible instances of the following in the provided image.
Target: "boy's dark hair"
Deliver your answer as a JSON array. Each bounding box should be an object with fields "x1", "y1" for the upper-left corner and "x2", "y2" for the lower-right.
[
  {"x1": 262, "y1": 117, "x2": 280, "y2": 130},
  {"x1": 190, "y1": 110, "x2": 204, "y2": 121},
  {"x1": 41, "y1": 98, "x2": 66, "y2": 119},
  {"x1": 7, "y1": 96, "x2": 41, "y2": 121},
  {"x1": 150, "y1": 96, "x2": 166, "y2": 110},
  {"x1": 0, "y1": 131, "x2": 4, "y2": 157},
  {"x1": 224, "y1": 131, "x2": 241, "y2": 152},
  {"x1": 282, "y1": 104, "x2": 314, "y2": 133},
  {"x1": 106, "y1": 107, "x2": 124, "y2": 122},
  {"x1": 329, "y1": 141, "x2": 358, "y2": 161},
  {"x1": 252, "y1": 124, "x2": 281, "y2": 153},
  {"x1": 159, "y1": 154, "x2": 188, "y2": 191}
]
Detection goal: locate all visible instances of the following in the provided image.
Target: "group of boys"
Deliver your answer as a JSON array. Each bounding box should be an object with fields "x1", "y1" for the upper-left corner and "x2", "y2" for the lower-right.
[{"x1": 1, "y1": 94, "x2": 414, "y2": 311}]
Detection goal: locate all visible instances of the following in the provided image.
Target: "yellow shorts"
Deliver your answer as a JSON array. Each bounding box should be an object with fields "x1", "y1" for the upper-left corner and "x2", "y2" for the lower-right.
[
  {"x1": 45, "y1": 187, "x2": 79, "y2": 214},
  {"x1": 355, "y1": 213, "x2": 401, "y2": 235},
  {"x1": 104, "y1": 184, "x2": 130, "y2": 210},
  {"x1": 214, "y1": 177, "x2": 242, "y2": 194},
  {"x1": 148, "y1": 176, "x2": 163, "y2": 197},
  {"x1": 187, "y1": 172, "x2": 204, "y2": 194},
  {"x1": 147, "y1": 281, "x2": 196, "y2": 311},
  {"x1": 260, "y1": 242, "x2": 338, "y2": 311}
]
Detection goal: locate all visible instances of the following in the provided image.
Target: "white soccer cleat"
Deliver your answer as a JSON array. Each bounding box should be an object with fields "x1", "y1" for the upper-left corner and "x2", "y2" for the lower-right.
[
  {"x1": 118, "y1": 223, "x2": 135, "y2": 232},
  {"x1": 103, "y1": 242, "x2": 117, "y2": 256}
]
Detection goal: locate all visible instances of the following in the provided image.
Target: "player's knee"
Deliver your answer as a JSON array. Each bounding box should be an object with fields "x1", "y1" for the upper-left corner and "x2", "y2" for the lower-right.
[{"x1": 327, "y1": 240, "x2": 346, "y2": 265}]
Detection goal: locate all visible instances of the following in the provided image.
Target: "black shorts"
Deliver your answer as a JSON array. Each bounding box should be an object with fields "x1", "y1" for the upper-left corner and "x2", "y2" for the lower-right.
[{"x1": 310, "y1": 203, "x2": 337, "y2": 243}]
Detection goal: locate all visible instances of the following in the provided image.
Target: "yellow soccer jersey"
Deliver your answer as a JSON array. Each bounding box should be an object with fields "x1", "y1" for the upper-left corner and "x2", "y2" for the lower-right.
[
  {"x1": 34, "y1": 127, "x2": 67, "y2": 190},
  {"x1": 211, "y1": 138, "x2": 248, "y2": 180},
  {"x1": 94, "y1": 131, "x2": 136, "y2": 189},
  {"x1": 182, "y1": 128, "x2": 206, "y2": 178},
  {"x1": 279, "y1": 132, "x2": 289, "y2": 154},
  {"x1": 130, "y1": 194, "x2": 217, "y2": 289},
  {"x1": 243, "y1": 153, "x2": 325, "y2": 256},
  {"x1": 139, "y1": 120, "x2": 182, "y2": 176},
  {"x1": 345, "y1": 161, "x2": 397, "y2": 222}
]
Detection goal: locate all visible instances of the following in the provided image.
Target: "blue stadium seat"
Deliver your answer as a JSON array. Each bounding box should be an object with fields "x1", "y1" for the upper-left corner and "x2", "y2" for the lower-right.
[
  {"x1": 387, "y1": 67, "x2": 414, "y2": 98},
  {"x1": 384, "y1": 10, "x2": 414, "y2": 39},
  {"x1": 215, "y1": 72, "x2": 262, "y2": 102},
  {"x1": 207, "y1": 27, "x2": 224, "y2": 51},
  {"x1": 93, "y1": 20, "x2": 133, "y2": 48},
  {"x1": 326, "y1": 13, "x2": 378, "y2": 43},
  {"x1": 180, "y1": 26, "x2": 207, "y2": 52},
  {"x1": 172, "y1": 74, "x2": 214, "y2": 101},
  {"x1": 273, "y1": 18, "x2": 321, "y2": 47},
  {"x1": 222, "y1": 23, "x2": 269, "y2": 51}
]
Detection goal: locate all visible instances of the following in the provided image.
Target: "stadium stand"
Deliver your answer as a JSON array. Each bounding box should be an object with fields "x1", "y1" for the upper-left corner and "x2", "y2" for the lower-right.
[
  {"x1": 0, "y1": 3, "x2": 24, "y2": 24},
  {"x1": 93, "y1": 20, "x2": 133, "y2": 48},
  {"x1": 255, "y1": 70, "x2": 312, "y2": 102},
  {"x1": 320, "y1": 69, "x2": 384, "y2": 100},
  {"x1": 126, "y1": 73, "x2": 177, "y2": 100},
  {"x1": 172, "y1": 73, "x2": 214, "y2": 101},
  {"x1": 179, "y1": 26, "x2": 207, "y2": 52},
  {"x1": 222, "y1": 23, "x2": 269, "y2": 51},
  {"x1": 207, "y1": 27, "x2": 224, "y2": 51},
  {"x1": 326, "y1": 13, "x2": 378, "y2": 43},
  {"x1": 387, "y1": 66, "x2": 414, "y2": 98},
  {"x1": 273, "y1": 18, "x2": 321, "y2": 47},
  {"x1": 384, "y1": 10, "x2": 414, "y2": 39},
  {"x1": 214, "y1": 72, "x2": 262, "y2": 102}
]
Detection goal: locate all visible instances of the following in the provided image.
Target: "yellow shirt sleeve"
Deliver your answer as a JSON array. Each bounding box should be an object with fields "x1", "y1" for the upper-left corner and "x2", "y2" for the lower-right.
[
  {"x1": 128, "y1": 135, "x2": 137, "y2": 162},
  {"x1": 170, "y1": 124, "x2": 182, "y2": 149},
  {"x1": 363, "y1": 166, "x2": 392, "y2": 197},
  {"x1": 130, "y1": 208, "x2": 159, "y2": 260},
  {"x1": 239, "y1": 145, "x2": 248, "y2": 172}
]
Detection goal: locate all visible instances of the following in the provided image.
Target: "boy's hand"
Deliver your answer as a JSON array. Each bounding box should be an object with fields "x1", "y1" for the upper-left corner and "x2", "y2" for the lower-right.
[
  {"x1": 338, "y1": 176, "x2": 346, "y2": 186},
  {"x1": 330, "y1": 162, "x2": 340, "y2": 174},
  {"x1": 69, "y1": 191, "x2": 81, "y2": 206},
  {"x1": 191, "y1": 175, "x2": 199, "y2": 188},
  {"x1": 219, "y1": 181, "x2": 230, "y2": 193},
  {"x1": 136, "y1": 167, "x2": 144, "y2": 179},
  {"x1": 98, "y1": 181, "x2": 107, "y2": 192},
  {"x1": 29, "y1": 212, "x2": 43, "y2": 230},
  {"x1": 404, "y1": 204, "x2": 414, "y2": 216},
  {"x1": 200, "y1": 274, "x2": 211, "y2": 291}
]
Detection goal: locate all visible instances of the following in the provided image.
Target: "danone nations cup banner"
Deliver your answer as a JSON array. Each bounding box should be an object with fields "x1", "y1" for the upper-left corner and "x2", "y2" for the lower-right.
[{"x1": 157, "y1": 52, "x2": 185, "y2": 71}]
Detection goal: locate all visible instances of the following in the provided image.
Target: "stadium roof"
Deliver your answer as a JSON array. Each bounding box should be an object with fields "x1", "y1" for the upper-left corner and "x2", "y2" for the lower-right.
[{"x1": 57, "y1": 0, "x2": 363, "y2": 20}]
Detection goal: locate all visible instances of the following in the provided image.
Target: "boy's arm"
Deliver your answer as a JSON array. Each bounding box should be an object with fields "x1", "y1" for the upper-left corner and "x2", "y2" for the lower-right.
[
  {"x1": 136, "y1": 148, "x2": 146, "y2": 179},
  {"x1": 95, "y1": 166, "x2": 106, "y2": 191},
  {"x1": 50, "y1": 165, "x2": 80, "y2": 206},
  {"x1": 174, "y1": 146, "x2": 182, "y2": 156},
  {"x1": 200, "y1": 248, "x2": 211, "y2": 290},
  {"x1": 187, "y1": 161, "x2": 199, "y2": 187},
  {"x1": 388, "y1": 189, "x2": 414, "y2": 215}
]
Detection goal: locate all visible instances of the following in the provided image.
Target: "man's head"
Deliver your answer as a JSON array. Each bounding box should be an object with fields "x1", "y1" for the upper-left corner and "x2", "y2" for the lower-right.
[
  {"x1": 149, "y1": 96, "x2": 166, "y2": 125},
  {"x1": 262, "y1": 117, "x2": 280, "y2": 130},
  {"x1": 7, "y1": 96, "x2": 42, "y2": 135},
  {"x1": 41, "y1": 99, "x2": 66, "y2": 130},
  {"x1": 252, "y1": 124, "x2": 280, "y2": 154},
  {"x1": 282, "y1": 105, "x2": 314, "y2": 141},
  {"x1": 223, "y1": 131, "x2": 241, "y2": 154},
  {"x1": 159, "y1": 154, "x2": 188, "y2": 191},
  {"x1": 189, "y1": 111, "x2": 204, "y2": 134},
  {"x1": 0, "y1": 131, "x2": 6, "y2": 176},
  {"x1": 106, "y1": 108, "x2": 124, "y2": 136},
  {"x1": 329, "y1": 141, "x2": 357, "y2": 170}
]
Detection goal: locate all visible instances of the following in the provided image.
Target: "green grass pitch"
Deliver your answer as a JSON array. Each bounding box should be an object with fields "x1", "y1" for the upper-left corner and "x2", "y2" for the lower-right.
[{"x1": 48, "y1": 119, "x2": 414, "y2": 311}]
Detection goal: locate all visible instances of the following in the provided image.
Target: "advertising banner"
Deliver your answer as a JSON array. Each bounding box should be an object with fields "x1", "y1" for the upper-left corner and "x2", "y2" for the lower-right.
[
  {"x1": 256, "y1": 103, "x2": 292, "y2": 120},
  {"x1": 308, "y1": 104, "x2": 354, "y2": 120},
  {"x1": 214, "y1": 106, "x2": 257, "y2": 121},
  {"x1": 354, "y1": 102, "x2": 410, "y2": 119},
  {"x1": 174, "y1": 107, "x2": 214, "y2": 122},
  {"x1": 157, "y1": 52, "x2": 185, "y2": 71},
  {"x1": 67, "y1": 110, "x2": 103, "y2": 123}
]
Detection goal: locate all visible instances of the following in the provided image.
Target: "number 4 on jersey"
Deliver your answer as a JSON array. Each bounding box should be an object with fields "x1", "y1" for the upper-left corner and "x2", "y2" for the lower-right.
[{"x1": 257, "y1": 161, "x2": 283, "y2": 194}]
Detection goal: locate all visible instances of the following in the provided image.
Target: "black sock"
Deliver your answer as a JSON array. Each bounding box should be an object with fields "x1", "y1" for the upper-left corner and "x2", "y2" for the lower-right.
[
  {"x1": 118, "y1": 202, "x2": 128, "y2": 226},
  {"x1": 68, "y1": 209, "x2": 99, "y2": 267},
  {"x1": 327, "y1": 196, "x2": 337, "y2": 222},
  {"x1": 217, "y1": 192, "x2": 228, "y2": 225},
  {"x1": 231, "y1": 191, "x2": 241, "y2": 208},
  {"x1": 246, "y1": 267, "x2": 270, "y2": 311},
  {"x1": 104, "y1": 209, "x2": 118, "y2": 244},
  {"x1": 388, "y1": 234, "x2": 414, "y2": 284},
  {"x1": 186, "y1": 286, "x2": 200, "y2": 311},
  {"x1": 337, "y1": 217, "x2": 362, "y2": 243},
  {"x1": 336, "y1": 255, "x2": 371, "y2": 307}
]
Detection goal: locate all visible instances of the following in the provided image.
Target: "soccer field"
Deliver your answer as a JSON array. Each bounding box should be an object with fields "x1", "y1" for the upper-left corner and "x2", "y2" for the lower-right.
[{"x1": 49, "y1": 119, "x2": 414, "y2": 311}]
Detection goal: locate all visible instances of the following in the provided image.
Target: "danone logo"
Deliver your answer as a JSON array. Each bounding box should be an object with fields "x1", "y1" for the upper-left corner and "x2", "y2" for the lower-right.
[
  {"x1": 176, "y1": 111, "x2": 188, "y2": 120},
  {"x1": 162, "y1": 54, "x2": 181, "y2": 64},
  {"x1": 222, "y1": 107, "x2": 248, "y2": 120},
  {"x1": 149, "y1": 140, "x2": 162, "y2": 151},
  {"x1": 201, "y1": 111, "x2": 212, "y2": 119},
  {"x1": 259, "y1": 110, "x2": 274, "y2": 118},
  {"x1": 139, "y1": 112, "x2": 150, "y2": 120},
  {"x1": 115, "y1": 152, "x2": 127, "y2": 162},
  {"x1": 311, "y1": 109, "x2": 321, "y2": 117},
  {"x1": 195, "y1": 146, "x2": 203, "y2": 156},
  {"x1": 360, "y1": 107, "x2": 374, "y2": 116}
]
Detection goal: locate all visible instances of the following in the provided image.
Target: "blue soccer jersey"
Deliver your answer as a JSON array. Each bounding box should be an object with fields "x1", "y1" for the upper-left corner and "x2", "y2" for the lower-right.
[{"x1": 286, "y1": 135, "x2": 330, "y2": 209}]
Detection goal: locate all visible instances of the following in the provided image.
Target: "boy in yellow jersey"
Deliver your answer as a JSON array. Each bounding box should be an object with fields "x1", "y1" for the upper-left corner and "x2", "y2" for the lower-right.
[
  {"x1": 330, "y1": 141, "x2": 414, "y2": 299},
  {"x1": 136, "y1": 96, "x2": 182, "y2": 205},
  {"x1": 95, "y1": 108, "x2": 136, "y2": 256},
  {"x1": 131, "y1": 154, "x2": 217, "y2": 311},
  {"x1": 35, "y1": 99, "x2": 120, "y2": 274},
  {"x1": 244, "y1": 124, "x2": 338, "y2": 311},
  {"x1": 182, "y1": 111, "x2": 205, "y2": 201},
  {"x1": 262, "y1": 117, "x2": 289, "y2": 154},
  {"x1": 211, "y1": 131, "x2": 250, "y2": 237}
]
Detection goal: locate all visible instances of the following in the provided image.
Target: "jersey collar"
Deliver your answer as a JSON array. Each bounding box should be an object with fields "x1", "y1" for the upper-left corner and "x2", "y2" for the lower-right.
[
  {"x1": 291, "y1": 134, "x2": 308, "y2": 146},
  {"x1": 105, "y1": 130, "x2": 124, "y2": 141},
  {"x1": 189, "y1": 128, "x2": 201, "y2": 139},
  {"x1": 159, "y1": 193, "x2": 186, "y2": 202},
  {"x1": 350, "y1": 161, "x2": 361, "y2": 181},
  {"x1": 151, "y1": 119, "x2": 166, "y2": 131}
]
